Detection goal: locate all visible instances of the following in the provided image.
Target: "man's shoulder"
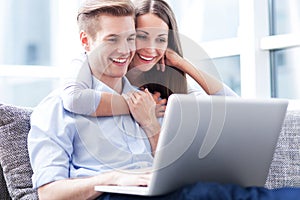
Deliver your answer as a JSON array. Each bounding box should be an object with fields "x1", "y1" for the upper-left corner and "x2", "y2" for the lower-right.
[
  {"x1": 29, "y1": 88, "x2": 70, "y2": 131},
  {"x1": 122, "y1": 76, "x2": 138, "y2": 92},
  {"x1": 33, "y1": 88, "x2": 64, "y2": 114}
]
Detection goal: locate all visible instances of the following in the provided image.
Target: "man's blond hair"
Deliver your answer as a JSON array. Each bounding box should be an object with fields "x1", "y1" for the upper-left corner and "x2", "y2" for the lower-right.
[{"x1": 77, "y1": 0, "x2": 135, "y2": 40}]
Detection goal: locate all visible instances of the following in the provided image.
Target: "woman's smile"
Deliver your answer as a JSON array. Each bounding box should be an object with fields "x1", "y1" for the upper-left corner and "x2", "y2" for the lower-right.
[{"x1": 137, "y1": 53, "x2": 156, "y2": 62}]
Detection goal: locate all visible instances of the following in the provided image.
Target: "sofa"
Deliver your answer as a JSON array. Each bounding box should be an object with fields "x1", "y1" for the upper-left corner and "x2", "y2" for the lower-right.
[{"x1": 0, "y1": 103, "x2": 299, "y2": 199}]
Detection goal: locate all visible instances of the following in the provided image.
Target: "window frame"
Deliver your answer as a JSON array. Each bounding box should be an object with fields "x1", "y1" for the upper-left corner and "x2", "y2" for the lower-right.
[{"x1": 1, "y1": 0, "x2": 300, "y2": 108}]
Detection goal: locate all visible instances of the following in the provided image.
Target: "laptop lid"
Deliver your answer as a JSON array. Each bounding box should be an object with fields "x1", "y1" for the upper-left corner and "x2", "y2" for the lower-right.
[{"x1": 95, "y1": 94, "x2": 288, "y2": 196}]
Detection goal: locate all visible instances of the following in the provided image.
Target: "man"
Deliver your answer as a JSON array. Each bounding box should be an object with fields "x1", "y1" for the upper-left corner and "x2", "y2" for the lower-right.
[{"x1": 28, "y1": 0, "x2": 160, "y2": 199}]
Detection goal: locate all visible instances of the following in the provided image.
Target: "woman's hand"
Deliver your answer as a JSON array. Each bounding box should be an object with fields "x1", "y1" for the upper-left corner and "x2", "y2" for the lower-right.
[
  {"x1": 157, "y1": 48, "x2": 182, "y2": 72},
  {"x1": 163, "y1": 48, "x2": 223, "y2": 95},
  {"x1": 152, "y1": 91, "x2": 167, "y2": 118},
  {"x1": 164, "y1": 48, "x2": 185, "y2": 70},
  {"x1": 125, "y1": 89, "x2": 157, "y2": 128},
  {"x1": 157, "y1": 58, "x2": 166, "y2": 72},
  {"x1": 125, "y1": 89, "x2": 161, "y2": 154}
]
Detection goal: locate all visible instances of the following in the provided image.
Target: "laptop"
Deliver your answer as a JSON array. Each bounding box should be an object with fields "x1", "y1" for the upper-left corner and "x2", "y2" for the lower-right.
[{"x1": 95, "y1": 94, "x2": 288, "y2": 196}]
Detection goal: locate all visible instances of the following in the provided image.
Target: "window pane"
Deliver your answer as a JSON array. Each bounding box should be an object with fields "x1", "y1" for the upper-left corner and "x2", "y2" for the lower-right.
[
  {"x1": 272, "y1": 0, "x2": 300, "y2": 34},
  {"x1": 0, "y1": 0, "x2": 51, "y2": 65},
  {"x1": 273, "y1": 47, "x2": 300, "y2": 99},
  {"x1": 213, "y1": 56, "x2": 241, "y2": 95},
  {"x1": 166, "y1": 0, "x2": 239, "y2": 42},
  {"x1": 0, "y1": 77, "x2": 60, "y2": 107}
]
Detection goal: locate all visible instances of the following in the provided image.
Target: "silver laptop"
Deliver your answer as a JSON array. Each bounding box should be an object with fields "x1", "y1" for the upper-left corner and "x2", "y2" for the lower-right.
[{"x1": 95, "y1": 94, "x2": 288, "y2": 196}]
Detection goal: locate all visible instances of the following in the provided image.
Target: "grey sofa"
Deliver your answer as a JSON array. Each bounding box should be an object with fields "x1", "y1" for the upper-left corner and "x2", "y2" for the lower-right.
[{"x1": 0, "y1": 103, "x2": 299, "y2": 199}]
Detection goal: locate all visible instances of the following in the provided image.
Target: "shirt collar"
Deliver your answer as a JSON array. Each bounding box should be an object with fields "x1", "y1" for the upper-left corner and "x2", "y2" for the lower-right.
[{"x1": 92, "y1": 76, "x2": 137, "y2": 94}]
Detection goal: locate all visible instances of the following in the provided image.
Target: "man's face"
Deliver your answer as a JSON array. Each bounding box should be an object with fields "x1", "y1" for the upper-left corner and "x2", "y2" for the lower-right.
[{"x1": 87, "y1": 15, "x2": 136, "y2": 82}]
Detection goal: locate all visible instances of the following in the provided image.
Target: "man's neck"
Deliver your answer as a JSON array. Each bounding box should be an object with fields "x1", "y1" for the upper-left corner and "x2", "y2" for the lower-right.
[{"x1": 98, "y1": 75, "x2": 123, "y2": 94}]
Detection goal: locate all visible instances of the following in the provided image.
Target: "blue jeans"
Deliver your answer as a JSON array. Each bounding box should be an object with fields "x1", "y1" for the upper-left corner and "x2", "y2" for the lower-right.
[{"x1": 97, "y1": 182, "x2": 300, "y2": 200}]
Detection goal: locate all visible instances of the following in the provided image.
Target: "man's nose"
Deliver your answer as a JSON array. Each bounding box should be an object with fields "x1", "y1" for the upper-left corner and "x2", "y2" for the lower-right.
[{"x1": 117, "y1": 41, "x2": 130, "y2": 54}]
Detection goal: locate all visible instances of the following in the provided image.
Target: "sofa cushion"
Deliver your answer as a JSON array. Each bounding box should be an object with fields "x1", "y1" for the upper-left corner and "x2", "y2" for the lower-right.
[
  {"x1": 0, "y1": 165, "x2": 11, "y2": 200},
  {"x1": 0, "y1": 103, "x2": 299, "y2": 198},
  {"x1": 266, "y1": 110, "x2": 300, "y2": 188},
  {"x1": 0, "y1": 104, "x2": 38, "y2": 199}
]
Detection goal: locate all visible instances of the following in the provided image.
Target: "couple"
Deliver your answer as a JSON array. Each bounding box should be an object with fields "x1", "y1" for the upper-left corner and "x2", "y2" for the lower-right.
[{"x1": 28, "y1": 0, "x2": 299, "y2": 199}]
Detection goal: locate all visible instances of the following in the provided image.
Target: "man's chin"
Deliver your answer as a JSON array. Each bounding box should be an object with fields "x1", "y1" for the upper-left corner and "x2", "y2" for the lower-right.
[{"x1": 111, "y1": 72, "x2": 127, "y2": 78}]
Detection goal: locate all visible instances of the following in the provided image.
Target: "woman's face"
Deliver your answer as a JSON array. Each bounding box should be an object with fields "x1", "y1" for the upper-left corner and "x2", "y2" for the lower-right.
[{"x1": 130, "y1": 13, "x2": 169, "y2": 71}]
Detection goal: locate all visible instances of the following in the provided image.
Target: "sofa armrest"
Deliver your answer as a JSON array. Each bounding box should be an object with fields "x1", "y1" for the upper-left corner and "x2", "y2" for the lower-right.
[
  {"x1": 266, "y1": 110, "x2": 300, "y2": 188},
  {"x1": 0, "y1": 104, "x2": 38, "y2": 199},
  {"x1": 0, "y1": 165, "x2": 11, "y2": 200}
]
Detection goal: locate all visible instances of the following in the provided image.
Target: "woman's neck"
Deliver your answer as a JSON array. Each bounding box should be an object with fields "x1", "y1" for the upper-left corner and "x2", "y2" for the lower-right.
[{"x1": 126, "y1": 67, "x2": 145, "y2": 87}]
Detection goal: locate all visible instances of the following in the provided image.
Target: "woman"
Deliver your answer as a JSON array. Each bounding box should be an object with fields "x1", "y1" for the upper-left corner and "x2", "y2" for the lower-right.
[{"x1": 62, "y1": 0, "x2": 237, "y2": 118}]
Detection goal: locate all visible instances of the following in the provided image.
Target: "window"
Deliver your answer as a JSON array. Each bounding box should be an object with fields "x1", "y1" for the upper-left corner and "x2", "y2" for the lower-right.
[
  {"x1": 167, "y1": 0, "x2": 239, "y2": 42},
  {"x1": 0, "y1": 0, "x2": 81, "y2": 107},
  {"x1": 0, "y1": 0, "x2": 299, "y2": 108},
  {"x1": 271, "y1": 0, "x2": 300, "y2": 35},
  {"x1": 167, "y1": 0, "x2": 241, "y2": 95},
  {"x1": 213, "y1": 56, "x2": 241, "y2": 95},
  {"x1": 271, "y1": 47, "x2": 300, "y2": 99},
  {"x1": 0, "y1": 0, "x2": 51, "y2": 66},
  {"x1": 268, "y1": 0, "x2": 300, "y2": 99},
  {"x1": 169, "y1": 0, "x2": 300, "y2": 102}
]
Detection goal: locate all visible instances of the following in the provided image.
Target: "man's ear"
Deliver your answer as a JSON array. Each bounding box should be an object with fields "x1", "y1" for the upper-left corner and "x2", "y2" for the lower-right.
[{"x1": 80, "y1": 31, "x2": 90, "y2": 51}]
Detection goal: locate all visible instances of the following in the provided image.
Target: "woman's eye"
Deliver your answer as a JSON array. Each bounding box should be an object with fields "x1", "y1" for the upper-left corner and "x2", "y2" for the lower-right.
[
  {"x1": 157, "y1": 38, "x2": 167, "y2": 43},
  {"x1": 136, "y1": 34, "x2": 147, "y2": 40}
]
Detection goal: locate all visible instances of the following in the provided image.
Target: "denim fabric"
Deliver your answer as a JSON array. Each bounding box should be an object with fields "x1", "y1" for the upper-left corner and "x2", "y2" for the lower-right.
[{"x1": 97, "y1": 182, "x2": 300, "y2": 200}]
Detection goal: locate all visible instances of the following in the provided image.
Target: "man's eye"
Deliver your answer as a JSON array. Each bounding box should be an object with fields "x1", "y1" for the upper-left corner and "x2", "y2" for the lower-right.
[
  {"x1": 107, "y1": 38, "x2": 117, "y2": 42},
  {"x1": 128, "y1": 36, "x2": 136, "y2": 41}
]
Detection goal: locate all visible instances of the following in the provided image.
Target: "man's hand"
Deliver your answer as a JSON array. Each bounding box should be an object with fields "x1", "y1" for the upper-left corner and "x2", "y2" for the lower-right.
[{"x1": 107, "y1": 170, "x2": 152, "y2": 186}]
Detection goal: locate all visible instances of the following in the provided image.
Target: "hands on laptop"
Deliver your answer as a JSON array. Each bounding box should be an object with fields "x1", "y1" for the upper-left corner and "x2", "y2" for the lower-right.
[{"x1": 98, "y1": 169, "x2": 153, "y2": 187}]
